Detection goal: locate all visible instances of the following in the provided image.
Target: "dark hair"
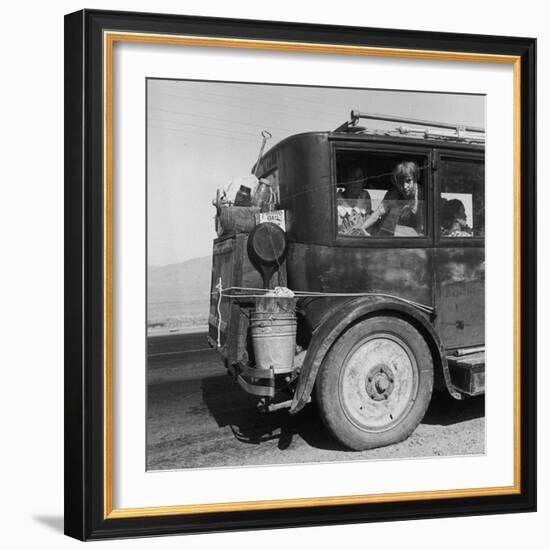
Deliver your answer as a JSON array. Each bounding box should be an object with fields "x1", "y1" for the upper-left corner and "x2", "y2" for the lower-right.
[
  {"x1": 441, "y1": 199, "x2": 465, "y2": 229},
  {"x1": 392, "y1": 161, "x2": 419, "y2": 188}
]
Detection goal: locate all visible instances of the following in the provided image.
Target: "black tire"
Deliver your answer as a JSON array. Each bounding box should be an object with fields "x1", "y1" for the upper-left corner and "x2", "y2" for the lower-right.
[{"x1": 315, "y1": 316, "x2": 433, "y2": 451}]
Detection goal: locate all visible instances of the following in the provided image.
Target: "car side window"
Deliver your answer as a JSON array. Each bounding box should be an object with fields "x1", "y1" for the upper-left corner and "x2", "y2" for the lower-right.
[
  {"x1": 439, "y1": 158, "x2": 484, "y2": 238},
  {"x1": 335, "y1": 150, "x2": 428, "y2": 238}
]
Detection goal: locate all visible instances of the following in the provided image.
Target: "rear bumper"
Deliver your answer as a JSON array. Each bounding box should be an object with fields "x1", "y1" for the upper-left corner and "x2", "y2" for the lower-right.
[{"x1": 231, "y1": 361, "x2": 276, "y2": 398}]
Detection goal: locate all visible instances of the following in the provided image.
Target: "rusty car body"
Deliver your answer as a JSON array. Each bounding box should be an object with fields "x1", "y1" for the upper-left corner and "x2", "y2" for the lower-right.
[{"x1": 209, "y1": 111, "x2": 485, "y2": 450}]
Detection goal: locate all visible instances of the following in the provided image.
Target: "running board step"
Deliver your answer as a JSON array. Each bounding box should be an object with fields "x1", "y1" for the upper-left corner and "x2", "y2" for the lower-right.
[{"x1": 446, "y1": 351, "x2": 485, "y2": 396}]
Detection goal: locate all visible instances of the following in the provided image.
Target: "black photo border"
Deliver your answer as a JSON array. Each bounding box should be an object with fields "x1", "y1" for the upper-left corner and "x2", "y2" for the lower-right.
[{"x1": 64, "y1": 9, "x2": 536, "y2": 540}]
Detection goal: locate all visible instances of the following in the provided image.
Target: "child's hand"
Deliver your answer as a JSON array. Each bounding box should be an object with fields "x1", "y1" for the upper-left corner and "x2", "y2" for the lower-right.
[{"x1": 411, "y1": 183, "x2": 419, "y2": 213}]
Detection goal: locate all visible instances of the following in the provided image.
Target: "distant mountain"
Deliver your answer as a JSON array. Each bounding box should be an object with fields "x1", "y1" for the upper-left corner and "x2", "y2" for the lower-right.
[
  {"x1": 147, "y1": 256, "x2": 212, "y2": 332},
  {"x1": 148, "y1": 255, "x2": 212, "y2": 295}
]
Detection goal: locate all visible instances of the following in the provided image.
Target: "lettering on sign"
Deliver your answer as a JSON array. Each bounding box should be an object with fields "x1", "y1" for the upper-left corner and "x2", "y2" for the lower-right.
[{"x1": 255, "y1": 210, "x2": 286, "y2": 231}]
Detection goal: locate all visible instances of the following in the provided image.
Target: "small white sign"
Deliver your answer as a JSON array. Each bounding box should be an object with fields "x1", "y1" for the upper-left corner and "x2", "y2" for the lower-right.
[{"x1": 255, "y1": 210, "x2": 286, "y2": 231}]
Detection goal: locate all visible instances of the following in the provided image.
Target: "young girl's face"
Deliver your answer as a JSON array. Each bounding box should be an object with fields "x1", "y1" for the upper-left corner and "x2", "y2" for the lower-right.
[{"x1": 402, "y1": 175, "x2": 417, "y2": 197}]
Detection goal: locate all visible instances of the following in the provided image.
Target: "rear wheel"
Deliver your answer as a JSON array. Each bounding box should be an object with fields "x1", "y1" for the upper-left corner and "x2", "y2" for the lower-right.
[{"x1": 315, "y1": 316, "x2": 433, "y2": 450}]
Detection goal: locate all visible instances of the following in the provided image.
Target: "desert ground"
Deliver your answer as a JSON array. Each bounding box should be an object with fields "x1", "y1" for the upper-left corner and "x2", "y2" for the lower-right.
[{"x1": 147, "y1": 332, "x2": 485, "y2": 470}]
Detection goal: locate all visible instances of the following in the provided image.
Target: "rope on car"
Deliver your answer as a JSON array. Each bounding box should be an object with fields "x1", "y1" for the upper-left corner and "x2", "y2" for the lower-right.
[
  {"x1": 213, "y1": 284, "x2": 434, "y2": 315},
  {"x1": 216, "y1": 278, "x2": 223, "y2": 347}
]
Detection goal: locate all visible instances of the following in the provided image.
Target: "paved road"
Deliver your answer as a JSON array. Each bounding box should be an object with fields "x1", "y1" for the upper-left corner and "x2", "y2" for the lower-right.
[{"x1": 147, "y1": 332, "x2": 485, "y2": 471}]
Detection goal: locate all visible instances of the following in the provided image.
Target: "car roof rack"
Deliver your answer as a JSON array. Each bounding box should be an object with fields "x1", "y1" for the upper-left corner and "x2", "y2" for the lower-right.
[{"x1": 334, "y1": 109, "x2": 485, "y2": 143}]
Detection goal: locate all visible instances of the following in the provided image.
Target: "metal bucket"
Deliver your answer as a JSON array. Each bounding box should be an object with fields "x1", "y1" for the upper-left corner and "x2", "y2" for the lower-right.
[{"x1": 250, "y1": 311, "x2": 296, "y2": 374}]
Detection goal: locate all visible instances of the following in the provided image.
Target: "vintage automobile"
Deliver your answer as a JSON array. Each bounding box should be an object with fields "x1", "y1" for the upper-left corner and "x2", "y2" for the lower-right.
[{"x1": 208, "y1": 110, "x2": 485, "y2": 451}]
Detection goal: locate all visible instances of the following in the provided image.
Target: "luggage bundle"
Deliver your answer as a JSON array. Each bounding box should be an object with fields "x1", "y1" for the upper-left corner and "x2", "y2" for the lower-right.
[{"x1": 213, "y1": 175, "x2": 277, "y2": 236}]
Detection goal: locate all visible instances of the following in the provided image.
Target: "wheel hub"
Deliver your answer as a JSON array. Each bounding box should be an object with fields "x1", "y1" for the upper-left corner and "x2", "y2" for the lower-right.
[
  {"x1": 338, "y1": 334, "x2": 418, "y2": 432},
  {"x1": 365, "y1": 364, "x2": 395, "y2": 401}
]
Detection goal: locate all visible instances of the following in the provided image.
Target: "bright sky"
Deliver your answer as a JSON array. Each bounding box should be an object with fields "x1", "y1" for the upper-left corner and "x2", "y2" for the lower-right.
[{"x1": 147, "y1": 80, "x2": 484, "y2": 266}]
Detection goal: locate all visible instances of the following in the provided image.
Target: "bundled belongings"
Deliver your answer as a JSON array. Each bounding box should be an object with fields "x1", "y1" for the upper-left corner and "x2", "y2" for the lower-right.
[
  {"x1": 217, "y1": 205, "x2": 260, "y2": 236},
  {"x1": 256, "y1": 286, "x2": 296, "y2": 313},
  {"x1": 218, "y1": 175, "x2": 258, "y2": 205},
  {"x1": 252, "y1": 179, "x2": 275, "y2": 211},
  {"x1": 213, "y1": 175, "x2": 277, "y2": 236}
]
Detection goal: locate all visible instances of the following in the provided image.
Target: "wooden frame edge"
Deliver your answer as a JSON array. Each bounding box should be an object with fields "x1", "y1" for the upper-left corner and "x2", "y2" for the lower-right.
[{"x1": 101, "y1": 30, "x2": 523, "y2": 520}]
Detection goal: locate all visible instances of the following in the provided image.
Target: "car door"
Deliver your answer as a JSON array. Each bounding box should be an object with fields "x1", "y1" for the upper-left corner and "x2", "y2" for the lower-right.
[{"x1": 433, "y1": 150, "x2": 485, "y2": 350}]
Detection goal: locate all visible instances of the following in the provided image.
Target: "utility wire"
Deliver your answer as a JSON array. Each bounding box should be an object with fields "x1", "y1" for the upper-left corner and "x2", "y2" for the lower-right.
[
  {"x1": 148, "y1": 117, "x2": 273, "y2": 139},
  {"x1": 156, "y1": 82, "x2": 345, "y2": 117},
  {"x1": 152, "y1": 90, "x2": 344, "y2": 125},
  {"x1": 149, "y1": 124, "x2": 263, "y2": 145},
  {"x1": 149, "y1": 106, "x2": 296, "y2": 133}
]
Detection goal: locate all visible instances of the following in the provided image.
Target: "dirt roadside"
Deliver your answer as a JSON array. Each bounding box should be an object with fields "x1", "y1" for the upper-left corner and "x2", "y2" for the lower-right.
[{"x1": 146, "y1": 339, "x2": 484, "y2": 471}]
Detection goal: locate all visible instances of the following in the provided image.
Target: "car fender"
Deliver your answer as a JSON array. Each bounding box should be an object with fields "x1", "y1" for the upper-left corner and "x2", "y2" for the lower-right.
[{"x1": 289, "y1": 296, "x2": 460, "y2": 414}]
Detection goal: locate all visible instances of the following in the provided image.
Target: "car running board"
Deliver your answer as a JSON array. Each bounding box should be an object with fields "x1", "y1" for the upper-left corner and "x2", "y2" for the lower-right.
[{"x1": 446, "y1": 350, "x2": 485, "y2": 397}]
